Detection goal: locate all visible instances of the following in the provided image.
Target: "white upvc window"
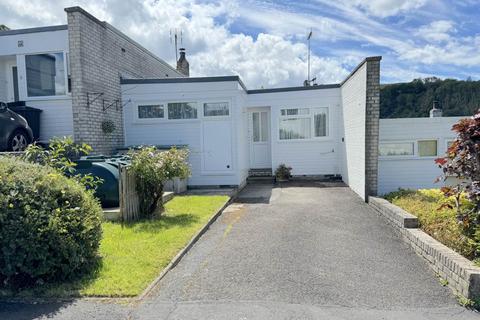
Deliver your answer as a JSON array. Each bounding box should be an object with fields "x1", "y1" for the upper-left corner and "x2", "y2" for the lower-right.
[
  {"x1": 25, "y1": 52, "x2": 67, "y2": 97},
  {"x1": 279, "y1": 107, "x2": 328, "y2": 140},
  {"x1": 253, "y1": 111, "x2": 269, "y2": 142},
  {"x1": 418, "y1": 140, "x2": 438, "y2": 157},
  {"x1": 138, "y1": 104, "x2": 165, "y2": 119},
  {"x1": 379, "y1": 142, "x2": 414, "y2": 157},
  {"x1": 204, "y1": 102, "x2": 229, "y2": 117},
  {"x1": 167, "y1": 102, "x2": 198, "y2": 119}
]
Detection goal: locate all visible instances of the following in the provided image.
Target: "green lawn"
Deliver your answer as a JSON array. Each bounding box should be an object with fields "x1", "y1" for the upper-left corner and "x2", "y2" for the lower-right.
[{"x1": 6, "y1": 195, "x2": 229, "y2": 298}]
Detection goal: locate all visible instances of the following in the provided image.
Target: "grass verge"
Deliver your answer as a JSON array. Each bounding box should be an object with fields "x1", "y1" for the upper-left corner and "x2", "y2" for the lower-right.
[{"x1": 1, "y1": 195, "x2": 229, "y2": 298}]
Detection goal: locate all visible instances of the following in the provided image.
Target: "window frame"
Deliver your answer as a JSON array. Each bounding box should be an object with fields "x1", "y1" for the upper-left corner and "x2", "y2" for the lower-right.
[
  {"x1": 167, "y1": 101, "x2": 199, "y2": 120},
  {"x1": 24, "y1": 50, "x2": 70, "y2": 100},
  {"x1": 379, "y1": 141, "x2": 415, "y2": 158},
  {"x1": 203, "y1": 101, "x2": 230, "y2": 118},
  {"x1": 379, "y1": 138, "x2": 442, "y2": 160},
  {"x1": 134, "y1": 99, "x2": 232, "y2": 124},
  {"x1": 278, "y1": 106, "x2": 330, "y2": 142},
  {"x1": 417, "y1": 139, "x2": 438, "y2": 158},
  {"x1": 137, "y1": 103, "x2": 166, "y2": 120}
]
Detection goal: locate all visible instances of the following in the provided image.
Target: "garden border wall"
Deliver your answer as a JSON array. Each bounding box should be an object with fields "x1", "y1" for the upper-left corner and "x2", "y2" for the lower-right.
[{"x1": 369, "y1": 196, "x2": 480, "y2": 299}]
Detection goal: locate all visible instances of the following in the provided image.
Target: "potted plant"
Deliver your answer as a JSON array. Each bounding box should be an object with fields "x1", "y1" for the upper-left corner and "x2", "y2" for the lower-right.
[{"x1": 275, "y1": 164, "x2": 292, "y2": 182}]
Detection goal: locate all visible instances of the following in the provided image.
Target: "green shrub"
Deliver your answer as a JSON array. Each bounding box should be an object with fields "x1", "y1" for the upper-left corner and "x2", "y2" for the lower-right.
[
  {"x1": 385, "y1": 188, "x2": 476, "y2": 259},
  {"x1": 275, "y1": 164, "x2": 292, "y2": 180},
  {"x1": 0, "y1": 157, "x2": 102, "y2": 289},
  {"x1": 130, "y1": 147, "x2": 190, "y2": 216},
  {"x1": 22, "y1": 137, "x2": 102, "y2": 190}
]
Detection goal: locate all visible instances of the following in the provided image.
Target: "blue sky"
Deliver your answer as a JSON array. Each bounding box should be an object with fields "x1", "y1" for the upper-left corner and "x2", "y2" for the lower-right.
[{"x1": 1, "y1": 0, "x2": 479, "y2": 88}]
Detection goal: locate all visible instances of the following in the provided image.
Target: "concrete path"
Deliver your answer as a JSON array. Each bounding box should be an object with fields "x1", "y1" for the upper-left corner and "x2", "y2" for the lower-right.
[{"x1": 1, "y1": 183, "x2": 479, "y2": 319}]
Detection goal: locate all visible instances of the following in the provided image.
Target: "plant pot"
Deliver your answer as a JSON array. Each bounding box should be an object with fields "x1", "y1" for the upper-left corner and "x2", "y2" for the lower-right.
[{"x1": 276, "y1": 177, "x2": 289, "y2": 183}]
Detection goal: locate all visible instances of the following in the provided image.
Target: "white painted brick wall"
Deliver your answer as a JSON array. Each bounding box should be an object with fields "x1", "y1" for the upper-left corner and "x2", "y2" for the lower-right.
[{"x1": 341, "y1": 64, "x2": 367, "y2": 199}]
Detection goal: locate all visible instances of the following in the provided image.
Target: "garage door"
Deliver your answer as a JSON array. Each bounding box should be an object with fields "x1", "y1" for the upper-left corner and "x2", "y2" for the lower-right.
[{"x1": 202, "y1": 120, "x2": 233, "y2": 173}]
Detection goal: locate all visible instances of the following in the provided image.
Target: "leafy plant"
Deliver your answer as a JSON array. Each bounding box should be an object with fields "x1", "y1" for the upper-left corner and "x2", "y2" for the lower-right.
[
  {"x1": 275, "y1": 164, "x2": 292, "y2": 181},
  {"x1": 386, "y1": 189, "x2": 475, "y2": 259},
  {"x1": 22, "y1": 137, "x2": 102, "y2": 190},
  {"x1": 101, "y1": 120, "x2": 116, "y2": 134},
  {"x1": 435, "y1": 110, "x2": 480, "y2": 255},
  {"x1": 129, "y1": 147, "x2": 190, "y2": 216},
  {"x1": 0, "y1": 157, "x2": 102, "y2": 289}
]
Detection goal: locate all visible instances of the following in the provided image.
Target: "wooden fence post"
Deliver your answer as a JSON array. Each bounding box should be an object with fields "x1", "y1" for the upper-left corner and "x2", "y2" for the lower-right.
[{"x1": 119, "y1": 165, "x2": 140, "y2": 222}]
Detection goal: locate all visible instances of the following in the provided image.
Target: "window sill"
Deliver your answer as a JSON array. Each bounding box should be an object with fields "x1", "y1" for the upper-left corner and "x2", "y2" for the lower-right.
[
  {"x1": 26, "y1": 94, "x2": 71, "y2": 101},
  {"x1": 133, "y1": 118, "x2": 201, "y2": 125},
  {"x1": 379, "y1": 156, "x2": 439, "y2": 161},
  {"x1": 277, "y1": 137, "x2": 332, "y2": 143}
]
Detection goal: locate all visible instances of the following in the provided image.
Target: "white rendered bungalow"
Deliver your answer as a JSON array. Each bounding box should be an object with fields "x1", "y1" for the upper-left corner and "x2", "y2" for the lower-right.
[{"x1": 121, "y1": 57, "x2": 382, "y2": 200}]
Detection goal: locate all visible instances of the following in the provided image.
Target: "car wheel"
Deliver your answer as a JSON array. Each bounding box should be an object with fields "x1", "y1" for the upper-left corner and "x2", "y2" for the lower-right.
[{"x1": 9, "y1": 130, "x2": 29, "y2": 152}]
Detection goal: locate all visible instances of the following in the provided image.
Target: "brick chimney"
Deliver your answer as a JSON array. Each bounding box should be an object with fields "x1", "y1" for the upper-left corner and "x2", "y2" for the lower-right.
[
  {"x1": 429, "y1": 100, "x2": 443, "y2": 118},
  {"x1": 176, "y1": 48, "x2": 189, "y2": 77}
]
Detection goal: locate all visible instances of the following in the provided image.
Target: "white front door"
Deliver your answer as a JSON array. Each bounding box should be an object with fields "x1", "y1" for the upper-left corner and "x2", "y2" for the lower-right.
[
  {"x1": 202, "y1": 119, "x2": 233, "y2": 173},
  {"x1": 249, "y1": 109, "x2": 271, "y2": 168}
]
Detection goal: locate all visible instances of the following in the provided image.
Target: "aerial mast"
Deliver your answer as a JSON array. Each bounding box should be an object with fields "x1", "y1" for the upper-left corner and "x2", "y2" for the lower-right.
[
  {"x1": 307, "y1": 28, "x2": 313, "y2": 86},
  {"x1": 170, "y1": 28, "x2": 183, "y2": 61}
]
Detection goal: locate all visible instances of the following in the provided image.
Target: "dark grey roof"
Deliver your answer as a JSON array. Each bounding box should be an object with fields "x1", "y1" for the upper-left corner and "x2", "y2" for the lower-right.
[
  {"x1": 120, "y1": 76, "x2": 340, "y2": 94},
  {"x1": 0, "y1": 25, "x2": 68, "y2": 36},
  {"x1": 121, "y1": 76, "x2": 249, "y2": 91},
  {"x1": 247, "y1": 84, "x2": 340, "y2": 94}
]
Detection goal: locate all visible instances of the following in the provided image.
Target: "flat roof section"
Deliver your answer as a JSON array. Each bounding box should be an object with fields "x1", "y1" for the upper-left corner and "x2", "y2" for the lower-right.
[
  {"x1": 0, "y1": 25, "x2": 68, "y2": 37},
  {"x1": 120, "y1": 76, "x2": 340, "y2": 94}
]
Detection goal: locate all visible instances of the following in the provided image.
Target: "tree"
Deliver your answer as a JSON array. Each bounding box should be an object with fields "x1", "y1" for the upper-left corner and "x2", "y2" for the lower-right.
[{"x1": 435, "y1": 110, "x2": 480, "y2": 245}]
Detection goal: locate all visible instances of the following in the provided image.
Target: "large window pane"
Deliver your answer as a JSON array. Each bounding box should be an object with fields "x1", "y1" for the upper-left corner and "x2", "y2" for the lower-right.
[
  {"x1": 314, "y1": 108, "x2": 328, "y2": 137},
  {"x1": 168, "y1": 102, "x2": 197, "y2": 119},
  {"x1": 204, "y1": 102, "x2": 229, "y2": 116},
  {"x1": 279, "y1": 118, "x2": 311, "y2": 140},
  {"x1": 418, "y1": 140, "x2": 437, "y2": 157},
  {"x1": 26, "y1": 52, "x2": 66, "y2": 96},
  {"x1": 379, "y1": 142, "x2": 414, "y2": 156},
  {"x1": 138, "y1": 104, "x2": 164, "y2": 119},
  {"x1": 260, "y1": 111, "x2": 268, "y2": 141},
  {"x1": 252, "y1": 112, "x2": 260, "y2": 142},
  {"x1": 280, "y1": 108, "x2": 309, "y2": 116}
]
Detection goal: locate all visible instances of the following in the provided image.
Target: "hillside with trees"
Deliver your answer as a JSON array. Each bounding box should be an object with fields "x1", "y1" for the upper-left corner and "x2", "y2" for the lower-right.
[{"x1": 380, "y1": 77, "x2": 480, "y2": 118}]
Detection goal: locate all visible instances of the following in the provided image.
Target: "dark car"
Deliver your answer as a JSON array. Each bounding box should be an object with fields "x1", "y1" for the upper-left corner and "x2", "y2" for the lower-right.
[{"x1": 0, "y1": 102, "x2": 34, "y2": 152}]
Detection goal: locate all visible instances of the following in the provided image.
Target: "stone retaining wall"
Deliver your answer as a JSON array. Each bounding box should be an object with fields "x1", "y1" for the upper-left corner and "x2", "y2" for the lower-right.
[{"x1": 369, "y1": 196, "x2": 480, "y2": 299}]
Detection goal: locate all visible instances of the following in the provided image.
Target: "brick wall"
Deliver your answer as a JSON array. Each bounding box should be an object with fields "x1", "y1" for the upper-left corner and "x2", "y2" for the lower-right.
[
  {"x1": 66, "y1": 6, "x2": 183, "y2": 154},
  {"x1": 370, "y1": 197, "x2": 480, "y2": 299},
  {"x1": 340, "y1": 56, "x2": 381, "y2": 201},
  {"x1": 364, "y1": 57, "x2": 381, "y2": 197}
]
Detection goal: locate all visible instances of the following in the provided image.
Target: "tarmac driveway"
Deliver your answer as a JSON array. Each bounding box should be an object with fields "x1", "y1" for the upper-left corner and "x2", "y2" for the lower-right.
[
  {"x1": 1, "y1": 183, "x2": 478, "y2": 319},
  {"x1": 133, "y1": 183, "x2": 478, "y2": 319}
]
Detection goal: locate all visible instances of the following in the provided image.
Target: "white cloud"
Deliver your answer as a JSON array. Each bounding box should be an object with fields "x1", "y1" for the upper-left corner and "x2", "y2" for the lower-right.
[
  {"x1": 416, "y1": 20, "x2": 456, "y2": 42},
  {"x1": 344, "y1": 0, "x2": 428, "y2": 18},
  {"x1": 0, "y1": 0, "x2": 478, "y2": 85},
  {"x1": 0, "y1": 0, "x2": 351, "y2": 88}
]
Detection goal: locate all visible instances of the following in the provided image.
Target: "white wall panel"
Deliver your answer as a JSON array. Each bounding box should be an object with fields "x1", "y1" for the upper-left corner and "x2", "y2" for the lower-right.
[{"x1": 378, "y1": 117, "x2": 464, "y2": 194}]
